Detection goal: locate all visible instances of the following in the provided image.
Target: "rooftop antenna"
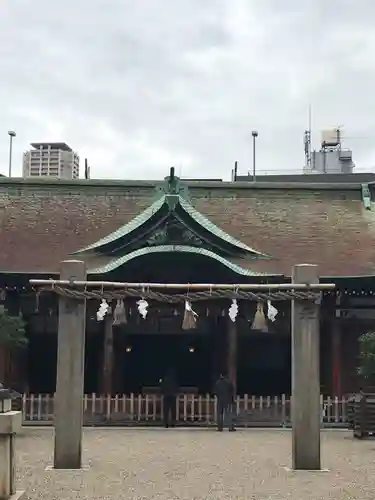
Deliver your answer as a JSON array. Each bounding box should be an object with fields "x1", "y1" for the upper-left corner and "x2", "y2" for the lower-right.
[
  {"x1": 303, "y1": 104, "x2": 312, "y2": 172},
  {"x1": 251, "y1": 131, "x2": 258, "y2": 182}
]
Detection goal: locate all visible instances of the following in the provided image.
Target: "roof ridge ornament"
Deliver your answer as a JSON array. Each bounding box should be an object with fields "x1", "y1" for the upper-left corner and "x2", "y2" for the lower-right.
[
  {"x1": 159, "y1": 166, "x2": 189, "y2": 199},
  {"x1": 167, "y1": 167, "x2": 178, "y2": 194}
]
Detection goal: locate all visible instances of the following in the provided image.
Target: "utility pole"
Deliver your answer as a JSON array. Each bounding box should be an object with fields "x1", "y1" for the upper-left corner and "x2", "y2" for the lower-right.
[
  {"x1": 8, "y1": 130, "x2": 16, "y2": 178},
  {"x1": 251, "y1": 131, "x2": 258, "y2": 182},
  {"x1": 84, "y1": 158, "x2": 90, "y2": 179},
  {"x1": 233, "y1": 161, "x2": 238, "y2": 181}
]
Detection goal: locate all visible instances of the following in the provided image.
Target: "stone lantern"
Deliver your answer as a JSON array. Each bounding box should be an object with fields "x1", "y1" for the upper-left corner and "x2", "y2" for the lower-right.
[{"x1": 0, "y1": 383, "x2": 24, "y2": 500}]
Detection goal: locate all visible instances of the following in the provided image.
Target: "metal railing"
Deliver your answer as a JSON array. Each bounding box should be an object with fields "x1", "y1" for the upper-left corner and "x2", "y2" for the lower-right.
[{"x1": 18, "y1": 394, "x2": 348, "y2": 427}]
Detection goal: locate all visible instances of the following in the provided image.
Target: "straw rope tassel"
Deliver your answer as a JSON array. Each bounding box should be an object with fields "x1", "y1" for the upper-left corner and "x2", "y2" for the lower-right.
[
  {"x1": 182, "y1": 300, "x2": 198, "y2": 330},
  {"x1": 251, "y1": 302, "x2": 268, "y2": 332},
  {"x1": 113, "y1": 299, "x2": 127, "y2": 325}
]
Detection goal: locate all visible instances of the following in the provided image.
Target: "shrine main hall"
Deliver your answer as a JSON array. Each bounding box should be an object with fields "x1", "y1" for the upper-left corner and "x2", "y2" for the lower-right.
[{"x1": 1, "y1": 171, "x2": 375, "y2": 397}]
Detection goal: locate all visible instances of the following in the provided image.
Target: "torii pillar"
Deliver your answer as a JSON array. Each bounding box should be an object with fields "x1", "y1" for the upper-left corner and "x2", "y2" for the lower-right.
[
  {"x1": 291, "y1": 264, "x2": 321, "y2": 470},
  {"x1": 53, "y1": 260, "x2": 86, "y2": 469}
]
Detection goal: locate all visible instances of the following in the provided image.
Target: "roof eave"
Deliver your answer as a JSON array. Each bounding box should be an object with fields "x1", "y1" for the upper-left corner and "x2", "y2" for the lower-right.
[
  {"x1": 177, "y1": 196, "x2": 271, "y2": 258},
  {"x1": 87, "y1": 245, "x2": 277, "y2": 277},
  {"x1": 72, "y1": 196, "x2": 166, "y2": 254},
  {"x1": 73, "y1": 192, "x2": 270, "y2": 260}
]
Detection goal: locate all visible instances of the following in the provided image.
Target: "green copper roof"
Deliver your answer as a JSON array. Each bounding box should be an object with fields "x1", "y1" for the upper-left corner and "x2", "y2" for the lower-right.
[
  {"x1": 73, "y1": 196, "x2": 165, "y2": 254},
  {"x1": 74, "y1": 193, "x2": 269, "y2": 258},
  {"x1": 178, "y1": 196, "x2": 263, "y2": 255},
  {"x1": 88, "y1": 245, "x2": 270, "y2": 276}
]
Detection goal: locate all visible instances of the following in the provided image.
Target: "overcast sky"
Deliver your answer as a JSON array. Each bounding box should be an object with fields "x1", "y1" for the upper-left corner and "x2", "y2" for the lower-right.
[{"x1": 1, "y1": 0, "x2": 375, "y2": 180}]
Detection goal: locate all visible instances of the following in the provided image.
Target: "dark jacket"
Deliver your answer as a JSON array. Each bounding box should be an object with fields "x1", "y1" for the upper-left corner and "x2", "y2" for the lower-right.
[
  {"x1": 161, "y1": 374, "x2": 178, "y2": 397},
  {"x1": 214, "y1": 376, "x2": 234, "y2": 406}
]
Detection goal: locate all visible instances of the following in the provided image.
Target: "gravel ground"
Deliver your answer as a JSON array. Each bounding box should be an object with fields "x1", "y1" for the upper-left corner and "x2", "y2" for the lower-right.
[{"x1": 15, "y1": 427, "x2": 375, "y2": 500}]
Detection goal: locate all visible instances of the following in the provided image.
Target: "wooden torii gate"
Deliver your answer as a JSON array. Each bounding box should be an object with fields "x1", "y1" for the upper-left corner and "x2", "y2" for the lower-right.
[{"x1": 30, "y1": 260, "x2": 335, "y2": 472}]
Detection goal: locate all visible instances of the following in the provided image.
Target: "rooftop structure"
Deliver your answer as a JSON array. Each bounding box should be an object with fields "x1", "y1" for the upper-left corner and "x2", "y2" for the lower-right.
[
  {"x1": 23, "y1": 142, "x2": 79, "y2": 180},
  {"x1": 303, "y1": 127, "x2": 355, "y2": 174},
  {"x1": 234, "y1": 173, "x2": 375, "y2": 184},
  {"x1": 30, "y1": 142, "x2": 73, "y2": 152}
]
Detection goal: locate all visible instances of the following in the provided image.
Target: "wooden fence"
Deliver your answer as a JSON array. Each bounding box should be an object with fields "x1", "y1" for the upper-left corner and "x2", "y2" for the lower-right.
[{"x1": 17, "y1": 394, "x2": 349, "y2": 427}]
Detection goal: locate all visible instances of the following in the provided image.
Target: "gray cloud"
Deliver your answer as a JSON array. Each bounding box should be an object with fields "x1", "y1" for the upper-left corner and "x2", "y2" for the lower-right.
[{"x1": 1, "y1": 0, "x2": 375, "y2": 179}]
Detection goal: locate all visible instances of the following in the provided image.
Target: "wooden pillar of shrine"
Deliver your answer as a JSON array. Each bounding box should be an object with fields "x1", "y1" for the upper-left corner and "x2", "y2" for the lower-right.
[
  {"x1": 101, "y1": 307, "x2": 114, "y2": 395},
  {"x1": 227, "y1": 317, "x2": 238, "y2": 393},
  {"x1": 332, "y1": 315, "x2": 342, "y2": 397},
  {"x1": 112, "y1": 332, "x2": 123, "y2": 394}
]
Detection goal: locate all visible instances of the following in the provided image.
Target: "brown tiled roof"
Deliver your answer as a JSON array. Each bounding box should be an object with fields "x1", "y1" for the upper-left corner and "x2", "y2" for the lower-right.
[{"x1": 0, "y1": 177, "x2": 375, "y2": 277}]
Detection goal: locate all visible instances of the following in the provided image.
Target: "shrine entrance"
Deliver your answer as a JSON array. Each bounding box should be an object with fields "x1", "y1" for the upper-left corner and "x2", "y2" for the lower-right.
[
  {"x1": 119, "y1": 332, "x2": 214, "y2": 394},
  {"x1": 84, "y1": 248, "x2": 287, "y2": 397},
  {"x1": 106, "y1": 304, "x2": 230, "y2": 395},
  {"x1": 31, "y1": 261, "x2": 334, "y2": 471}
]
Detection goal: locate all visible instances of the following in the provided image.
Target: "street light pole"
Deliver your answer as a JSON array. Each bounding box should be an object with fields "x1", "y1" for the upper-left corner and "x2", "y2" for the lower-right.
[
  {"x1": 251, "y1": 130, "x2": 258, "y2": 182},
  {"x1": 8, "y1": 130, "x2": 16, "y2": 178}
]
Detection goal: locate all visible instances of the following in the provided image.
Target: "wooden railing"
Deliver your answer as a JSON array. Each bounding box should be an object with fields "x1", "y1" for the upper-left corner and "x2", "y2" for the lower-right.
[{"x1": 16, "y1": 394, "x2": 349, "y2": 427}]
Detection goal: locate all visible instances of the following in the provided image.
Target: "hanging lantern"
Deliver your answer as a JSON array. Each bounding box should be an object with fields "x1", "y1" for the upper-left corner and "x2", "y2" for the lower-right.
[
  {"x1": 182, "y1": 300, "x2": 198, "y2": 330},
  {"x1": 251, "y1": 302, "x2": 268, "y2": 332},
  {"x1": 137, "y1": 299, "x2": 149, "y2": 319},
  {"x1": 97, "y1": 299, "x2": 109, "y2": 321},
  {"x1": 228, "y1": 299, "x2": 238, "y2": 323},
  {"x1": 113, "y1": 299, "x2": 127, "y2": 325},
  {"x1": 267, "y1": 300, "x2": 278, "y2": 323}
]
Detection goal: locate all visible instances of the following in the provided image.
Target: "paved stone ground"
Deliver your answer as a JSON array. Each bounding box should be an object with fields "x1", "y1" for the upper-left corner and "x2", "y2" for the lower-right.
[{"x1": 16, "y1": 427, "x2": 375, "y2": 499}]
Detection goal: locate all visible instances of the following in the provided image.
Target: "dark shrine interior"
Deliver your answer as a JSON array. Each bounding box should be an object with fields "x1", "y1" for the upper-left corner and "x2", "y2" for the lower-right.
[{"x1": 26, "y1": 321, "x2": 292, "y2": 396}]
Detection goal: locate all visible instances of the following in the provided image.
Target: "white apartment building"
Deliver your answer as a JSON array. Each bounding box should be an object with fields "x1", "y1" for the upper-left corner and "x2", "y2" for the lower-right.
[{"x1": 23, "y1": 142, "x2": 79, "y2": 179}]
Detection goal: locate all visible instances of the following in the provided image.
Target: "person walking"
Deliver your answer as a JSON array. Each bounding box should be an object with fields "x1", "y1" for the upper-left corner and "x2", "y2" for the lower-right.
[
  {"x1": 214, "y1": 373, "x2": 236, "y2": 432},
  {"x1": 160, "y1": 369, "x2": 178, "y2": 428}
]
